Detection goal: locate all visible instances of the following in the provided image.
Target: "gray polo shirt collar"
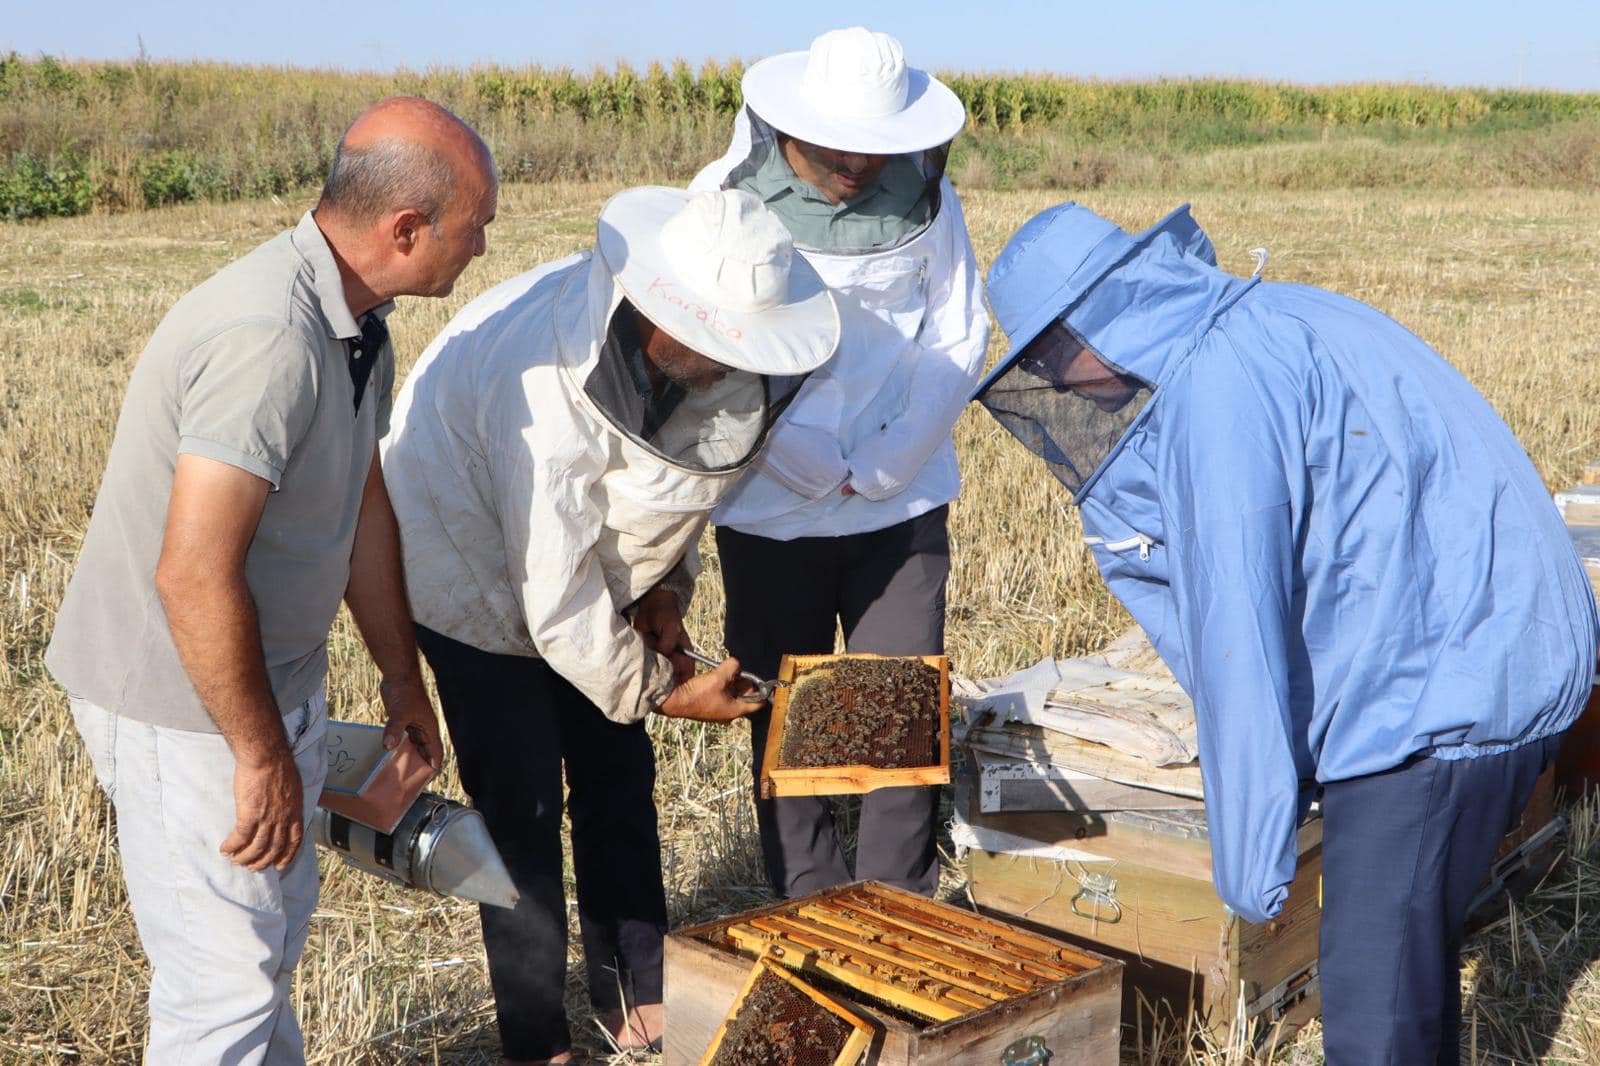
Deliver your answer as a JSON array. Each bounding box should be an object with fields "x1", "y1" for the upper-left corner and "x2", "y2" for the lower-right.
[{"x1": 292, "y1": 211, "x2": 395, "y2": 338}]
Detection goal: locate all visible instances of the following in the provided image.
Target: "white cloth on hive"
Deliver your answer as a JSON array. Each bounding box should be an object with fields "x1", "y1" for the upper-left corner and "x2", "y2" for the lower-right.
[
  {"x1": 947, "y1": 802, "x2": 1110, "y2": 864},
  {"x1": 955, "y1": 655, "x2": 1199, "y2": 767}
]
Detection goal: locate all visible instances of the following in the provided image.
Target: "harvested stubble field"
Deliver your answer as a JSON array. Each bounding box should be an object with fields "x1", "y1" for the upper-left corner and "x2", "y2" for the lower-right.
[{"x1": 3, "y1": 179, "x2": 1599, "y2": 1066}]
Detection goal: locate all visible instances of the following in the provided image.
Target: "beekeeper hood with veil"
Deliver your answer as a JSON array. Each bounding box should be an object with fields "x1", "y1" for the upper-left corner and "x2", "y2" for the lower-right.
[
  {"x1": 690, "y1": 26, "x2": 989, "y2": 535},
  {"x1": 972, "y1": 200, "x2": 1598, "y2": 945},
  {"x1": 382, "y1": 187, "x2": 840, "y2": 722}
]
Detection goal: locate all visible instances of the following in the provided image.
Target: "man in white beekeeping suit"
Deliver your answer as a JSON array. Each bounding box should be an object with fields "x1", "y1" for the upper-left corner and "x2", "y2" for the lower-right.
[
  {"x1": 691, "y1": 27, "x2": 990, "y2": 900},
  {"x1": 381, "y1": 187, "x2": 840, "y2": 1064}
]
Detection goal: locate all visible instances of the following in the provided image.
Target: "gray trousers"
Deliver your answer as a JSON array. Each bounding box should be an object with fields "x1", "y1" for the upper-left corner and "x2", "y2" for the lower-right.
[{"x1": 716, "y1": 505, "x2": 950, "y2": 899}]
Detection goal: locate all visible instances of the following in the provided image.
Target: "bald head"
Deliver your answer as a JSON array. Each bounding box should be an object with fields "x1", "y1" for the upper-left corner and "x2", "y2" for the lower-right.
[
  {"x1": 318, "y1": 97, "x2": 494, "y2": 229},
  {"x1": 315, "y1": 98, "x2": 498, "y2": 308}
]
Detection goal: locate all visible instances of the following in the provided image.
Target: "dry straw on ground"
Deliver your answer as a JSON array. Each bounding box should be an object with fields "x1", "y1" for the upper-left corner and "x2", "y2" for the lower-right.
[{"x1": 3, "y1": 181, "x2": 1598, "y2": 1064}]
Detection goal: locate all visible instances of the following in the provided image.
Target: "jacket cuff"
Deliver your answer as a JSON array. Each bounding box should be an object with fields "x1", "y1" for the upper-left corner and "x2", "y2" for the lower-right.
[
  {"x1": 636, "y1": 651, "x2": 676, "y2": 720},
  {"x1": 655, "y1": 553, "x2": 698, "y2": 614}
]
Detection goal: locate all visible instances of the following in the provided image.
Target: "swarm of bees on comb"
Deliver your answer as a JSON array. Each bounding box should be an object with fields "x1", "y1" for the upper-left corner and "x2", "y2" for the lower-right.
[
  {"x1": 779, "y1": 657, "x2": 940, "y2": 770},
  {"x1": 707, "y1": 967, "x2": 853, "y2": 1066}
]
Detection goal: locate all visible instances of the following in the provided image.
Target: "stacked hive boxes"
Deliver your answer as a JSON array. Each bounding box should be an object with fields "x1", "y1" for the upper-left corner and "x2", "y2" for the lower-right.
[
  {"x1": 955, "y1": 622, "x2": 1567, "y2": 1038},
  {"x1": 952, "y1": 635, "x2": 1324, "y2": 1038}
]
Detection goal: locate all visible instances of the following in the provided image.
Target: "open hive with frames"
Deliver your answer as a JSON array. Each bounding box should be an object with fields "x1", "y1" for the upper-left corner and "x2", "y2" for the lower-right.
[{"x1": 665, "y1": 881, "x2": 1123, "y2": 1066}]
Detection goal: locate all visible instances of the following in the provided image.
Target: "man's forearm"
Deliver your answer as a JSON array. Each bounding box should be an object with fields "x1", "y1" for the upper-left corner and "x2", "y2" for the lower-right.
[
  {"x1": 345, "y1": 450, "x2": 425, "y2": 690},
  {"x1": 342, "y1": 451, "x2": 442, "y2": 766},
  {"x1": 156, "y1": 454, "x2": 286, "y2": 765},
  {"x1": 157, "y1": 565, "x2": 286, "y2": 766},
  {"x1": 159, "y1": 451, "x2": 309, "y2": 869}
]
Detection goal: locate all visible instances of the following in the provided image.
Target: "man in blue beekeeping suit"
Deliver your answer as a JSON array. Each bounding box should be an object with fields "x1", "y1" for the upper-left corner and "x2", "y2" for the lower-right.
[{"x1": 973, "y1": 200, "x2": 1598, "y2": 1065}]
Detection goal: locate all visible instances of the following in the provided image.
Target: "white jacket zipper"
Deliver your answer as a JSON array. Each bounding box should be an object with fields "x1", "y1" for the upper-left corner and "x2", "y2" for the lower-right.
[{"x1": 1084, "y1": 532, "x2": 1156, "y2": 561}]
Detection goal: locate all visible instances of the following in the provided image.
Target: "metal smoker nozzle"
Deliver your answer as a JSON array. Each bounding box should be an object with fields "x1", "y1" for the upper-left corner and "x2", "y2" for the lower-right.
[{"x1": 313, "y1": 791, "x2": 520, "y2": 910}]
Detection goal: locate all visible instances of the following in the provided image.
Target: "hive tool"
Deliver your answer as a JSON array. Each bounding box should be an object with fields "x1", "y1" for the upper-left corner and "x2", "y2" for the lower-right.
[{"x1": 676, "y1": 644, "x2": 789, "y2": 703}]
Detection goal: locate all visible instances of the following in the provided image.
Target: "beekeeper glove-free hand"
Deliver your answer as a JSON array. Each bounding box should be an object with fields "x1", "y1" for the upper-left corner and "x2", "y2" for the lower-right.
[
  {"x1": 657, "y1": 657, "x2": 758, "y2": 723},
  {"x1": 629, "y1": 586, "x2": 694, "y2": 684}
]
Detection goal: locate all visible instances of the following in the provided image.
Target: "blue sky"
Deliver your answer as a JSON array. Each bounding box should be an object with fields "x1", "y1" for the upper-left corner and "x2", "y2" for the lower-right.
[{"x1": 5, "y1": 1, "x2": 1598, "y2": 90}]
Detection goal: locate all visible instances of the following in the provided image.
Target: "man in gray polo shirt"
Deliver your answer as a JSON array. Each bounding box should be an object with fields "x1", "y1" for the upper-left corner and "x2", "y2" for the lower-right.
[{"x1": 46, "y1": 96, "x2": 496, "y2": 1064}]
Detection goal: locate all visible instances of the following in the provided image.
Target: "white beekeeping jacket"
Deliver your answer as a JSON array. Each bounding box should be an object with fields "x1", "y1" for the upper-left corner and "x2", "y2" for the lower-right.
[
  {"x1": 691, "y1": 107, "x2": 991, "y2": 540},
  {"x1": 383, "y1": 251, "x2": 774, "y2": 723}
]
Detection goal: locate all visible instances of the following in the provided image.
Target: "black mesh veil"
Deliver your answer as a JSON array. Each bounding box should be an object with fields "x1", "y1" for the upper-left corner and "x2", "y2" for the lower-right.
[
  {"x1": 721, "y1": 109, "x2": 948, "y2": 254},
  {"x1": 582, "y1": 299, "x2": 801, "y2": 473},
  {"x1": 975, "y1": 318, "x2": 1152, "y2": 496}
]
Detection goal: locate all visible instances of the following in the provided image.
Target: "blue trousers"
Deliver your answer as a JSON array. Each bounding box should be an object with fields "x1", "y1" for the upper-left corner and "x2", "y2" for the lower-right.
[{"x1": 1318, "y1": 733, "x2": 1560, "y2": 1066}]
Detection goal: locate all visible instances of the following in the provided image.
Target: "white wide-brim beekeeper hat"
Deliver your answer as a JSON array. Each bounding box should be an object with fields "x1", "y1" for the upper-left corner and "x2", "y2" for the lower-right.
[
  {"x1": 740, "y1": 26, "x2": 966, "y2": 155},
  {"x1": 597, "y1": 186, "x2": 840, "y2": 376}
]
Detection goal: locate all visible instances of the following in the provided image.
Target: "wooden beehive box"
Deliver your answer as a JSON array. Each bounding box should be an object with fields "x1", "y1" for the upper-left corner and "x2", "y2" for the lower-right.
[
  {"x1": 1556, "y1": 683, "x2": 1600, "y2": 802},
  {"x1": 963, "y1": 805, "x2": 1324, "y2": 1039},
  {"x1": 970, "y1": 745, "x2": 1203, "y2": 814},
  {"x1": 1560, "y1": 497, "x2": 1600, "y2": 602},
  {"x1": 963, "y1": 767, "x2": 1559, "y2": 1040},
  {"x1": 663, "y1": 881, "x2": 1122, "y2": 1066},
  {"x1": 698, "y1": 951, "x2": 873, "y2": 1066},
  {"x1": 760, "y1": 654, "x2": 951, "y2": 798},
  {"x1": 1549, "y1": 466, "x2": 1600, "y2": 799}
]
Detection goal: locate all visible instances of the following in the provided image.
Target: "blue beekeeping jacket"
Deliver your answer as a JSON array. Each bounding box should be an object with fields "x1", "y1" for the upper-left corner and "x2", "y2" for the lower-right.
[{"x1": 975, "y1": 203, "x2": 1599, "y2": 924}]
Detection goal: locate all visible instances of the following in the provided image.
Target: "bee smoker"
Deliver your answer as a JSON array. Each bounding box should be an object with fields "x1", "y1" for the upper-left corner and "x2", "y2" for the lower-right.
[{"x1": 313, "y1": 791, "x2": 520, "y2": 910}]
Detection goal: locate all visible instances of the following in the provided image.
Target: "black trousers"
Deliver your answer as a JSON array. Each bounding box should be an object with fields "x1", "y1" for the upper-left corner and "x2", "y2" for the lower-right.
[
  {"x1": 416, "y1": 626, "x2": 667, "y2": 1062},
  {"x1": 1318, "y1": 732, "x2": 1561, "y2": 1065},
  {"x1": 716, "y1": 505, "x2": 950, "y2": 899}
]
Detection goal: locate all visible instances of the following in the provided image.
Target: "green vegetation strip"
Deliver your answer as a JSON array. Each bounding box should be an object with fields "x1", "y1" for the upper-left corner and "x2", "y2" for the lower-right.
[{"x1": 4, "y1": 53, "x2": 1600, "y2": 219}]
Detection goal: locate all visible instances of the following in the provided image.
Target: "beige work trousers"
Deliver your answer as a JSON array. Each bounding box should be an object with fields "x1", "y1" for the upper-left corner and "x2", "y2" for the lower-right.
[{"x1": 70, "y1": 690, "x2": 327, "y2": 1066}]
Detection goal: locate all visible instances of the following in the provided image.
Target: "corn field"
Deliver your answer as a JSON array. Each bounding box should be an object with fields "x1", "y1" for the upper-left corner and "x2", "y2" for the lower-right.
[{"x1": 4, "y1": 54, "x2": 1600, "y2": 219}]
